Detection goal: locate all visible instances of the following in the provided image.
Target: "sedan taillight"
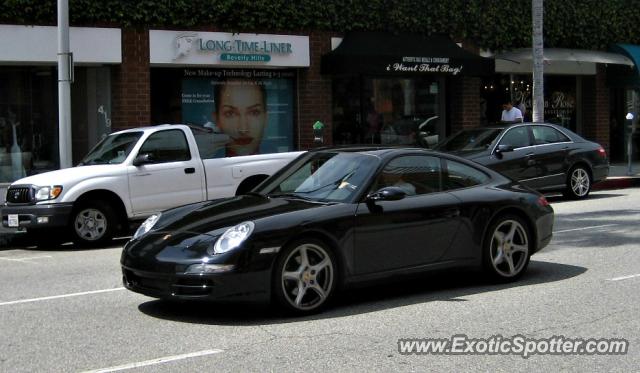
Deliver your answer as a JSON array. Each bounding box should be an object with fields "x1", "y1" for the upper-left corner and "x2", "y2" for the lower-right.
[
  {"x1": 597, "y1": 147, "x2": 607, "y2": 158},
  {"x1": 537, "y1": 196, "x2": 550, "y2": 207}
]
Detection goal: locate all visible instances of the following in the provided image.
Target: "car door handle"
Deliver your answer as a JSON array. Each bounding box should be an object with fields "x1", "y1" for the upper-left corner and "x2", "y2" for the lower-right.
[
  {"x1": 443, "y1": 208, "x2": 460, "y2": 218},
  {"x1": 184, "y1": 167, "x2": 195, "y2": 174},
  {"x1": 134, "y1": 173, "x2": 151, "y2": 177}
]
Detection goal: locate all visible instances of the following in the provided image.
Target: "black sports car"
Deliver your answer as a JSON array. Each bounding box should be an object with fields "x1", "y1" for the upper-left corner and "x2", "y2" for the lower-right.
[
  {"x1": 121, "y1": 147, "x2": 554, "y2": 314},
  {"x1": 436, "y1": 123, "x2": 609, "y2": 199}
]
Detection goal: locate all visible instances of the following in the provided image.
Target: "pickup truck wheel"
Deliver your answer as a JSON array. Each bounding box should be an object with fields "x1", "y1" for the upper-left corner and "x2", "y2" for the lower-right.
[{"x1": 70, "y1": 201, "x2": 116, "y2": 247}]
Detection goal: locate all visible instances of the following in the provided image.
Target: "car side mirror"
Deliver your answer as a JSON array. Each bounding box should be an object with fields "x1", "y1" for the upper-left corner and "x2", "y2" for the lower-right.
[
  {"x1": 496, "y1": 144, "x2": 515, "y2": 153},
  {"x1": 494, "y1": 144, "x2": 515, "y2": 158},
  {"x1": 366, "y1": 186, "x2": 406, "y2": 202},
  {"x1": 133, "y1": 153, "x2": 154, "y2": 166}
]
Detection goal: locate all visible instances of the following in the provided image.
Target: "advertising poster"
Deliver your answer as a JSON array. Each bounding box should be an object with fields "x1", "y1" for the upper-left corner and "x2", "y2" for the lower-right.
[{"x1": 181, "y1": 69, "x2": 295, "y2": 157}]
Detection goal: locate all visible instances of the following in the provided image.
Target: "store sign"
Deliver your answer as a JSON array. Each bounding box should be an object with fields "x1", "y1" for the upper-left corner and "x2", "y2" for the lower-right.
[
  {"x1": 0, "y1": 25, "x2": 121, "y2": 64},
  {"x1": 386, "y1": 57, "x2": 464, "y2": 75},
  {"x1": 150, "y1": 30, "x2": 310, "y2": 67}
]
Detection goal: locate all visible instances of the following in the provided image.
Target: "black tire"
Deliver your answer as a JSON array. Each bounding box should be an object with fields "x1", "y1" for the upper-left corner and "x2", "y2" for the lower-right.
[
  {"x1": 272, "y1": 238, "x2": 337, "y2": 315},
  {"x1": 563, "y1": 165, "x2": 592, "y2": 200},
  {"x1": 69, "y1": 200, "x2": 117, "y2": 247},
  {"x1": 482, "y1": 214, "x2": 531, "y2": 282}
]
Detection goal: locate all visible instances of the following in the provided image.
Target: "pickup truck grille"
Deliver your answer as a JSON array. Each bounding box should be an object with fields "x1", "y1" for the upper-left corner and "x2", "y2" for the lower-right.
[{"x1": 6, "y1": 187, "x2": 34, "y2": 204}]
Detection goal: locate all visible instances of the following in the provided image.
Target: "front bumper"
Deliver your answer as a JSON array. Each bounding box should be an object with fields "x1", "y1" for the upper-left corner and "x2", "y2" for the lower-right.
[
  {"x1": 121, "y1": 266, "x2": 272, "y2": 302},
  {"x1": 1, "y1": 202, "x2": 73, "y2": 230}
]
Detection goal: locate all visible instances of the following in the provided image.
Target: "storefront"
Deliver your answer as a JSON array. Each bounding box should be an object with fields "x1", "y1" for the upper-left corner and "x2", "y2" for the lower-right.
[
  {"x1": 147, "y1": 30, "x2": 310, "y2": 157},
  {"x1": 489, "y1": 48, "x2": 637, "y2": 160},
  {"x1": 0, "y1": 25, "x2": 121, "y2": 184},
  {"x1": 321, "y1": 32, "x2": 494, "y2": 147}
]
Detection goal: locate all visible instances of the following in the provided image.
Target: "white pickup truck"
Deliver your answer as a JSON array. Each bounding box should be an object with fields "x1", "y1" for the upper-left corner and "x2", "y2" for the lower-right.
[{"x1": 1, "y1": 124, "x2": 302, "y2": 245}]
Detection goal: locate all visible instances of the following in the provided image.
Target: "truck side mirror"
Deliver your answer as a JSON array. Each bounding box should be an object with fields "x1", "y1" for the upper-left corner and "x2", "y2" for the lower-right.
[{"x1": 133, "y1": 153, "x2": 154, "y2": 167}]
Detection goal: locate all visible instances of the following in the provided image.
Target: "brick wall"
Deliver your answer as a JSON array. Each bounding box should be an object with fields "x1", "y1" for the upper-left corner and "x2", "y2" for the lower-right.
[
  {"x1": 111, "y1": 29, "x2": 150, "y2": 131},
  {"x1": 582, "y1": 65, "x2": 610, "y2": 153},
  {"x1": 450, "y1": 76, "x2": 481, "y2": 134},
  {"x1": 297, "y1": 31, "x2": 333, "y2": 150}
]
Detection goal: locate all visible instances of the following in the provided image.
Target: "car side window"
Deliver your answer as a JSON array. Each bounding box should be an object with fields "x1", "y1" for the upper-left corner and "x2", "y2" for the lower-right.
[
  {"x1": 499, "y1": 127, "x2": 531, "y2": 148},
  {"x1": 138, "y1": 129, "x2": 191, "y2": 163},
  {"x1": 443, "y1": 159, "x2": 490, "y2": 190},
  {"x1": 532, "y1": 126, "x2": 570, "y2": 145},
  {"x1": 373, "y1": 155, "x2": 441, "y2": 196}
]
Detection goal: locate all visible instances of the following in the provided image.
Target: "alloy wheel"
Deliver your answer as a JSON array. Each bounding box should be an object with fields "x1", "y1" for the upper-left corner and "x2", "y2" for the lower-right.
[
  {"x1": 280, "y1": 243, "x2": 334, "y2": 311},
  {"x1": 570, "y1": 168, "x2": 590, "y2": 197},
  {"x1": 489, "y1": 219, "x2": 529, "y2": 278}
]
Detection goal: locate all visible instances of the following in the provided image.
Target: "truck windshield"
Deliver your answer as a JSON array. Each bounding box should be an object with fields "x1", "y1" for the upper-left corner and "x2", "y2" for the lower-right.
[{"x1": 80, "y1": 132, "x2": 143, "y2": 165}]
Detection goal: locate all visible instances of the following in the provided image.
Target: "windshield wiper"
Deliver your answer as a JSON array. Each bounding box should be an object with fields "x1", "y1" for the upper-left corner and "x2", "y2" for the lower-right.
[{"x1": 268, "y1": 193, "x2": 314, "y2": 201}]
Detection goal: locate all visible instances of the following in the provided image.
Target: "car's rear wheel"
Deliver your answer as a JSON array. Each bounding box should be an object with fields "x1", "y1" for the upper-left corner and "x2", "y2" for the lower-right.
[
  {"x1": 483, "y1": 215, "x2": 531, "y2": 281},
  {"x1": 273, "y1": 239, "x2": 337, "y2": 314},
  {"x1": 70, "y1": 200, "x2": 116, "y2": 247},
  {"x1": 563, "y1": 165, "x2": 592, "y2": 199}
]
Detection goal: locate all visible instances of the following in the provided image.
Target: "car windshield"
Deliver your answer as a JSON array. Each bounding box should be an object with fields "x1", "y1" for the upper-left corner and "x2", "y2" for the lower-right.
[
  {"x1": 80, "y1": 132, "x2": 143, "y2": 165},
  {"x1": 437, "y1": 128, "x2": 503, "y2": 152},
  {"x1": 256, "y1": 152, "x2": 380, "y2": 203}
]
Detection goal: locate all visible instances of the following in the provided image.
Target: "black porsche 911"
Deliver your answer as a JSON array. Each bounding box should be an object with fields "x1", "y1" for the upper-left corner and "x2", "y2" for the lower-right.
[
  {"x1": 436, "y1": 123, "x2": 609, "y2": 199},
  {"x1": 121, "y1": 147, "x2": 554, "y2": 314}
]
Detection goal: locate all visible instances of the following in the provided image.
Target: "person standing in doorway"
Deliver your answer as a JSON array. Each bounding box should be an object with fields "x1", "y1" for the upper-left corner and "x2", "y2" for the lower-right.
[{"x1": 501, "y1": 100, "x2": 524, "y2": 124}]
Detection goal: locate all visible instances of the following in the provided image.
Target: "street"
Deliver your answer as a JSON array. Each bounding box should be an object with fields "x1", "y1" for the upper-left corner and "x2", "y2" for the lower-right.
[{"x1": 1, "y1": 188, "x2": 639, "y2": 372}]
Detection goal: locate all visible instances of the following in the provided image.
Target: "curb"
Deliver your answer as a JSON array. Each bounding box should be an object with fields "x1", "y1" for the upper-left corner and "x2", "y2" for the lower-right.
[{"x1": 593, "y1": 176, "x2": 640, "y2": 191}]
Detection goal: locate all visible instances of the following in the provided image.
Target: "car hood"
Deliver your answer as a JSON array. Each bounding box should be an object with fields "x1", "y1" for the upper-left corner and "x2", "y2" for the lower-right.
[
  {"x1": 154, "y1": 194, "x2": 331, "y2": 235},
  {"x1": 124, "y1": 194, "x2": 335, "y2": 267},
  {"x1": 10, "y1": 165, "x2": 125, "y2": 187},
  {"x1": 441, "y1": 148, "x2": 490, "y2": 160}
]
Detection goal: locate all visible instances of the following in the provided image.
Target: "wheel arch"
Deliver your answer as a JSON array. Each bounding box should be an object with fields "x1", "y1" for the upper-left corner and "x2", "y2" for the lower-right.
[
  {"x1": 72, "y1": 189, "x2": 129, "y2": 234},
  {"x1": 482, "y1": 206, "x2": 537, "y2": 253},
  {"x1": 277, "y1": 230, "x2": 347, "y2": 288}
]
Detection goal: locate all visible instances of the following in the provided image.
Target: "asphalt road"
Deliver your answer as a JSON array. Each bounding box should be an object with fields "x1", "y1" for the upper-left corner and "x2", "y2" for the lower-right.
[{"x1": 1, "y1": 189, "x2": 639, "y2": 372}]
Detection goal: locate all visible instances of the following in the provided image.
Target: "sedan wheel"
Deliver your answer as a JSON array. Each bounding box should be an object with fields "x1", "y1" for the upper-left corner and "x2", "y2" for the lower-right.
[
  {"x1": 274, "y1": 240, "x2": 336, "y2": 314},
  {"x1": 484, "y1": 215, "x2": 530, "y2": 281},
  {"x1": 564, "y1": 166, "x2": 591, "y2": 199}
]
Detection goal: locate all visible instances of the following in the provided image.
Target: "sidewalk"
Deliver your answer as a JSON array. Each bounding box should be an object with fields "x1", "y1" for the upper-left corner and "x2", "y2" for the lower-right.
[{"x1": 592, "y1": 162, "x2": 640, "y2": 190}]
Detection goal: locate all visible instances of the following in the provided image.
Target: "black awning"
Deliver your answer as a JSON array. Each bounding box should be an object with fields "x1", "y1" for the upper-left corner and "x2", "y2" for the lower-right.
[{"x1": 322, "y1": 31, "x2": 494, "y2": 76}]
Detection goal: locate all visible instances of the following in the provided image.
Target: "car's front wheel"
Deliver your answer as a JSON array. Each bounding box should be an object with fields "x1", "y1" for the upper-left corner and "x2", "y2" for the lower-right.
[
  {"x1": 273, "y1": 239, "x2": 337, "y2": 314},
  {"x1": 70, "y1": 200, "x2": 117, "y2": 247},
  {"x1": 563, "y1": 165, "x2": 592, "y2": 199},
  {"x1": 483, "y1": 215, "x2": 531, "y2": 281}
]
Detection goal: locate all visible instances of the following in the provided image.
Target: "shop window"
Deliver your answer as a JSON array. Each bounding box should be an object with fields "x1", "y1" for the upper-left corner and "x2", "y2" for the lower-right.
[
  {"x1": 332, "y1": 77, "x2": 441, "y2": 148},
  {"x1": 0, "y1": 67, "x2": 58, "y2": 183}
]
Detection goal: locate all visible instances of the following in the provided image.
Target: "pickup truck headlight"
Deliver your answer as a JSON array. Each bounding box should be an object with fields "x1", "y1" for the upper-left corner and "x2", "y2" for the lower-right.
[
  {"x1": 34, "y1": 186, "x2": 63, "y2": 201},
  {"x1": 133, "y1": 213, "x2": 161, "y2": 239},
  {"x1": 213, "y1": 221, "x2": 255, "y2": 254}
]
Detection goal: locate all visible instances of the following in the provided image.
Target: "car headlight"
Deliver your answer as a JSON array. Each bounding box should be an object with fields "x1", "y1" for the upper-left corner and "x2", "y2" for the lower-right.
[
  {"x1": 213, "y1": 221, "x2": 255, "y2": 254},
  {"x1": 133, "y1": 213, "x2": 161, "y2": 239},
  {"x1": 34, "y1": 185, "x2": 63, "y2": 201}
]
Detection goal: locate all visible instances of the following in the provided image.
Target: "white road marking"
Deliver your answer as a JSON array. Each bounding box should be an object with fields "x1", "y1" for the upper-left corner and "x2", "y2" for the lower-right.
[
  {"x1": 607, "y1": 273, "x2": 640, "y2": 281},
  {"x1": 554, "y1": 224, "x2": 618, "y2": 233},
  {"x1": 81, "y1": 349, "x2": 224, "y2": 373},
  {"x1": 0, "y1": 287, "x2": 125, "y2": 306},
  {"x1": 0, "y1": 255, "x2": 52, "y2": 263}
]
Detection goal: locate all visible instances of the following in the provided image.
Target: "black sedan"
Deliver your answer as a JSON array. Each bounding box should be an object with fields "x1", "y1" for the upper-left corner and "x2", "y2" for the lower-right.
[
  {"x1": 121, "y1": 147, "x2": 554, "y2": 314},
  {"x1": 436, "y1": 123, "x2": 609, "y2": 199}
]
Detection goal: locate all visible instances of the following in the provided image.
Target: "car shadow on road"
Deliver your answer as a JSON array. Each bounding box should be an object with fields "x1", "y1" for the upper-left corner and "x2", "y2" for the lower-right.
[
  {"x1": 137, "y1": 260, "x2": 586, "y2": 325},
  {"x1": 0, "y1": 235, "x2": 129, "y2": 252},
  {"x1": 545, "y1": 192, "x2": 626, "y2": 204}
]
